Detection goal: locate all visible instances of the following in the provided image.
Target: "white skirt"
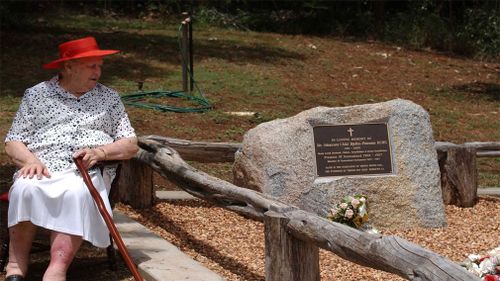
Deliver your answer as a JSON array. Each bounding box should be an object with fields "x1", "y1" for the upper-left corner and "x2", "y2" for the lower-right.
[{"x1": 8, "y1": 168, "x2": 113, "y2": 248}]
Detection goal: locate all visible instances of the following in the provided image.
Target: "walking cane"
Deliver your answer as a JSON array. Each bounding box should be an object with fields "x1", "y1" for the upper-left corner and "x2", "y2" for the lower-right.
[{"x1": 74, "y1": 157, "x2": 143, "y2": 281}]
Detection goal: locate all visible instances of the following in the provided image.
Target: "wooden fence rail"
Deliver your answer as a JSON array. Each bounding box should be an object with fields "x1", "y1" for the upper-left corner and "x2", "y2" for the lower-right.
[
  {"x1": 126, "y1": 136, "x2": 499, "y2": 208},
  {"x1": 121, "y1": 137, "x2": 499, "y2": 209},
  {"x1": 124, "y1": 135, "x2": 478, "y2": 281},
  {"x1": 143, "y1": 136, "x2": 500, "y2": 162},
  {"x1": 435, "y1": 141, "x2": 500, "y2": 157},
  {"x1": 141, "y1": 135, "x2": 241, "y2": 163}
]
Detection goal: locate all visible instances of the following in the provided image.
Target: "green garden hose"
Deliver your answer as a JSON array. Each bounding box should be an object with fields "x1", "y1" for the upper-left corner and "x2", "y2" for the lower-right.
[
  {"x1": 121, "y1": 90, "x2": 212, "y2": 113},
  {"x1": 121, "y1": 23, "x2": 212, "y2": 113}
]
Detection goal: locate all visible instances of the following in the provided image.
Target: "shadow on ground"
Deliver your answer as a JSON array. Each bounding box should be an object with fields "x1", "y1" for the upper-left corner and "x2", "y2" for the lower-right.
[
  {"x1": 149, "y1": 199, "x2": 265, "y2": 281},
  {"x1": 452, "y1": 82, "x2": 500, "y2": 101},
  {"x1": 1, "y1": 14, "x2": 304, "y2": 98},
  {"x1": 0, "y1": 243, "x2": 133, "y2": 281}
]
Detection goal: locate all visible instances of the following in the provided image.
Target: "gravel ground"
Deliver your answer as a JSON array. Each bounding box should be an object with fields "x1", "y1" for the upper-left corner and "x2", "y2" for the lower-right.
[
  {"x1": 116, "y1": 195, "x2": 500, "y2": 281},
  {"x1": 2, "y1": 196, "x2": 496, "y2": 280}
]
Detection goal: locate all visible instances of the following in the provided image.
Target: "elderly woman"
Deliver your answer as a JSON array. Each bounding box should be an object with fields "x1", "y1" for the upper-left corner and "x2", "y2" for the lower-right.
[{"x1": 4, "y1": 37, "x2": 138, "y2": 281}]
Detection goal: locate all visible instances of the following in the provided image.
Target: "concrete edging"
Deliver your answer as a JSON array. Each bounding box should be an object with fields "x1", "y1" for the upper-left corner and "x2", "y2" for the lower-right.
[
  {"x1": 478, "y1": 187, "x2": 500, "y2": 197},
  {"x1": 113, "y1": 211, "x2": 225, "y2": 281}
]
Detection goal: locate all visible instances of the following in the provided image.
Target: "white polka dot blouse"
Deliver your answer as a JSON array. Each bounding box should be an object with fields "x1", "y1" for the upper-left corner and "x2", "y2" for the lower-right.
[{"x1": 5, "y1": 76, "x2": 136, "y2": 173}]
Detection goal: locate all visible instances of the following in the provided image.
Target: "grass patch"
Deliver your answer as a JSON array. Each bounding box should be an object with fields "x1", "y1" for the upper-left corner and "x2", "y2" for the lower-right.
[
  {"x1": 431, "y1": 86, "x2": 499, "y2": 103},
  {"x1": 0, "y1": 96, "x2": 21, "y2": 113},
  {"x1": 190, "y1": 162, "x2": 234, "y2": 182},
  {"x1": 479, "y1": 172, "x2": 500, "y2": 188},
  {"x1": 223, "y1": 126, "x2": 246, "y2": 140},
  {"x1": 205, "y1": 111, "x2": 232, "y2": 124},
  {"x1": 337, "y1": 92, "x2": 378, "y2": 106},
  {"x1": 478, "y1": 158, "x2": 500, "y2": 188}
]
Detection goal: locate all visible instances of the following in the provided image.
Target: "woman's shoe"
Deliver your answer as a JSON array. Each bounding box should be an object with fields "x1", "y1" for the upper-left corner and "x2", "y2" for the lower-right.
[{"x1": 5, "y1": 274, "x2": 25, "y2": 281}]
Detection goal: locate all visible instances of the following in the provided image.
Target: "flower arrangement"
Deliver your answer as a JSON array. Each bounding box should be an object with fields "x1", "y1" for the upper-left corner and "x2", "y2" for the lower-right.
[
  {"x1": 327, "y1": 194, "x2": 370, "y2": 229},
  {"x1": 462, "y1": 246, "x2": 500, "y2": 281}
]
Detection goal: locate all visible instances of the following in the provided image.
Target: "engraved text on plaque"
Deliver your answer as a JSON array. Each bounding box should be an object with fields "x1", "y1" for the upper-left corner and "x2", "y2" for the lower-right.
[{"x1": 313, "y1": 123, "x2": 393, "y2": 177}]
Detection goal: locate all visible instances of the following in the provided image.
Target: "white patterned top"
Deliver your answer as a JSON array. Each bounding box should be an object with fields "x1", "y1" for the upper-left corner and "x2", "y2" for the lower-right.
[{"x1": 5, "y1": 76, "x2": 136, "y2": 173}]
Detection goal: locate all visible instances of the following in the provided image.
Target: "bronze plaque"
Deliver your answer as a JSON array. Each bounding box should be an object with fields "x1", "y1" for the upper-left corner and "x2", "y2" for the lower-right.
[{"x1": 313, "y1": 123, "x2": 393, "y2": 177}]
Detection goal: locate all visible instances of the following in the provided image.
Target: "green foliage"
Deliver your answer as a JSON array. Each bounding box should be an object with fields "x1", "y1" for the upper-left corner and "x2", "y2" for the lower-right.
[
  {"x1": 383, "y1": 2, "x2": 451, "y2": 51},
  {"x1": 194, "y1": 1, "x2": 498, "y2": 60},
  {"x1": 457, "y1": 8, "x2": 499, "y2": 60},
  {"x1": 2, "y1": 0, "x2": 498, "y2": 60},
  {"x1": 195, "y1": 8, "x2": 252, "y2": 30},
  {"x1": 381, "y1": 1, "x2": 498, "y2": 60}
]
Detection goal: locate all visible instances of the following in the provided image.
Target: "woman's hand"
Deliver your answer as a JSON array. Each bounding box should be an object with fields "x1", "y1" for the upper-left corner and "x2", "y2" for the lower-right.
[
  {"x1": 18, "y1": 159, "x2": 51, "y2": 179},
  {"x1": 5, "y1": 141, "x2": 51, "y2": 179},
  {"x1": 72, "y1": 147, "x2": 107, "y2": 169}
]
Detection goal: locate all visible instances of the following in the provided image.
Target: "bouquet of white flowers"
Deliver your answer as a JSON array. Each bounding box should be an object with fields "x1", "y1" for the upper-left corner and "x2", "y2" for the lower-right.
[{"x1": 462, "y1": 246, "x2": 500, "y2": 281}]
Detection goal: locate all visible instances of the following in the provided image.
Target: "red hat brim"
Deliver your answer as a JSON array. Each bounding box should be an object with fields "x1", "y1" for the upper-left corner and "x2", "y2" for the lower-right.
[{"x1": 43, "y1": 49, "x2": 119, "y2": 69}]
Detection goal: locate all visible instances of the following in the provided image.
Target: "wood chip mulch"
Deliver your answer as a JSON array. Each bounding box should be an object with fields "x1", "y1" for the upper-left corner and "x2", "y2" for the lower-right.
[{"x1": 116, "y1": 195, "x2": 500, "y2": 281}]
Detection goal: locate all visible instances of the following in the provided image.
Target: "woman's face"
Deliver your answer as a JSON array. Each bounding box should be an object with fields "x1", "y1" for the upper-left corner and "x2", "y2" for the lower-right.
[{"x1": 64, "y1": 56, "x2": 103, "y2": 93}]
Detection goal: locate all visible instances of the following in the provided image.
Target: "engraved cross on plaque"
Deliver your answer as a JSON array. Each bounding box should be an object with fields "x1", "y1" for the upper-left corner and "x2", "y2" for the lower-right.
[
  {"x1": 347, "y1": 127, "x2": 354, "y2": 137},
  {"x1": 313, "y1": 123, "x2": 393, "y2": 177}
]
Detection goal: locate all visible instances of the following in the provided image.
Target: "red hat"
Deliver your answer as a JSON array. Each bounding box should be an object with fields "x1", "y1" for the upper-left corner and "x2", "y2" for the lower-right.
[{"x1": 43, "y1": 36, "x2": 119, "y2": 69}]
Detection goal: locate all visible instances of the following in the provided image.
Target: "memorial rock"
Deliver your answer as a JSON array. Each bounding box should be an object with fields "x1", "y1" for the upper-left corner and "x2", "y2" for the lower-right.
[{"x1": 233, "y1": 99, "x2": 447, "y2": 229}]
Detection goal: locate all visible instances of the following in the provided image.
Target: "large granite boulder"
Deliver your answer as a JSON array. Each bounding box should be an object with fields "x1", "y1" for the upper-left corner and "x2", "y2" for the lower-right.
[{"x1": 233, "y1": 99, "x2": 447, "y2": 229}]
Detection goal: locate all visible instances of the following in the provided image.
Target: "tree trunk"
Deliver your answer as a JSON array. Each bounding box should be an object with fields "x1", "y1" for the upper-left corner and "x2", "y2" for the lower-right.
[{"x1": 374, "y1": 1, "x2": 386, "y2": 36}]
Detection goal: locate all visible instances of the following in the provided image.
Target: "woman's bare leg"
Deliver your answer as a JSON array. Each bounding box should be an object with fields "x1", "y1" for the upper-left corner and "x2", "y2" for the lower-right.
[
  {"x1": 42, "y1": 231, "x2": 82, "y2": 281},
  {"x1": 6, "y1": 221, "x2": 37, "y2": 277}
]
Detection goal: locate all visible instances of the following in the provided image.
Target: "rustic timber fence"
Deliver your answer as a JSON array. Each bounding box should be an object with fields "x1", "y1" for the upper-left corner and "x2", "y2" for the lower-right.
[
  {"x1": 119, "y1": 136, "x2": 500, "y2": 209},
  {"x1": 116, "y1": 135, "x2": 487, "y2": 281},
  {"x1": 435, "y1": 141, "x2": 500, "y2": 207}
]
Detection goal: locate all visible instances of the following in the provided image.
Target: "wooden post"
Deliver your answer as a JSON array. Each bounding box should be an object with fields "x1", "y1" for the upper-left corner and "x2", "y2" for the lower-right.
[
  {"x1": 438, "y1": 145, "x2": 478, "y2": 207},
  {"x1": 181, "y1": 18, "x2": 189, "y2": 93},
  {"x1": 117, "y1": 158, "x2": 153, "y2": 209},
  {"x1": 264, "y1": 211, "x2": 320, "y2": 281},
  {"x1": 188, "y1": 13, "x2": 194, "y2": 93}
]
